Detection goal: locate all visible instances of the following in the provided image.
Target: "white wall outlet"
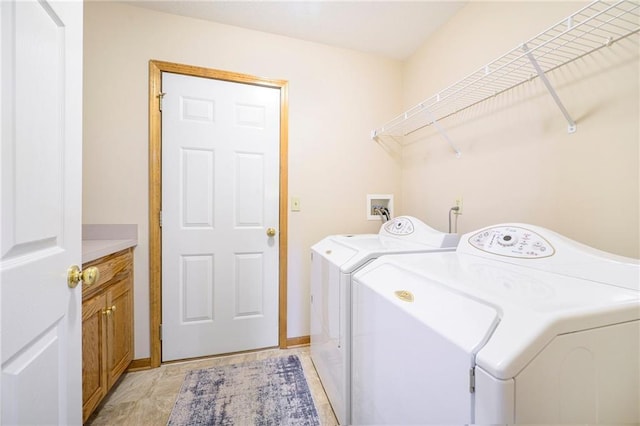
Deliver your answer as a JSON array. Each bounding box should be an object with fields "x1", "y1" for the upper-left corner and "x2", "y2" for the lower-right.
[{"x1": 455, "y1": 197, "x2": 463, "y2": 215}]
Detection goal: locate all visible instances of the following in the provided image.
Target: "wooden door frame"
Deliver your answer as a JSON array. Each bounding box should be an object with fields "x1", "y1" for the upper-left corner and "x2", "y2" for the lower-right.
[{"x1": 148, "y1": 60, "x2": 289, "y2": 368}]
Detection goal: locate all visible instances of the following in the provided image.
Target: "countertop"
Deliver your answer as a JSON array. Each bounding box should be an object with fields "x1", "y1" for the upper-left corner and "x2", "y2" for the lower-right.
[{"x1": 82, "y1": 224, "x2": 138, "y2": 263}]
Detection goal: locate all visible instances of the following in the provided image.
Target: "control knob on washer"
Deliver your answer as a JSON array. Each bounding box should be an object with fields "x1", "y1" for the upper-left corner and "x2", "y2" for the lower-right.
[{"x1": 497, "y1": 234, "x2": 518, "y2": 247}]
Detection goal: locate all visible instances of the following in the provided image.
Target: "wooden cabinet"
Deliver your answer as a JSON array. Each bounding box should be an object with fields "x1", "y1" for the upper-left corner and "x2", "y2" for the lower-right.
[
  {"x1": 82, "y1": 248, "x2": 134, "y2": 422},
  {"x1": 82, "y1": 292, "x2": 107, "y2": 422}
]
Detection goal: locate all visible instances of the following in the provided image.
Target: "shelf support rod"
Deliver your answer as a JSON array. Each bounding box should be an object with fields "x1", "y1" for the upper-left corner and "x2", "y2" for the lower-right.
[
  {"x1": 522, "y1": 43, "x2": 577, "y2": 133},
  {"x1": 424, "y1": 110, "x2": 462, "y2": 158}
]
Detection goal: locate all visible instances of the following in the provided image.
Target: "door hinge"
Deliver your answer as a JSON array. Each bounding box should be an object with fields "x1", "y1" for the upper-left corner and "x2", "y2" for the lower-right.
[
  {"x1": 158, "y1": 92, "x2": 166, "y2": 111},
  {"x1": 159, "y1": 324, "x2": 163, "y2": 341},
  {"x1": 159, "y1": 210, "x2": 163, "y2": 228},
  {"x1": 469, "y1": 367, "x2": 476, "y2": 393}
]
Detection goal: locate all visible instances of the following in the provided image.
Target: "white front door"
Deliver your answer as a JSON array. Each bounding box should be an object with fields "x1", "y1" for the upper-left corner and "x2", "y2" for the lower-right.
[
  {"x1": 1, "y1": 0, "x2": 83, "y2": 424},
  {"x1": 161, "y1": 72, "x2": 281, "y2": 361}
]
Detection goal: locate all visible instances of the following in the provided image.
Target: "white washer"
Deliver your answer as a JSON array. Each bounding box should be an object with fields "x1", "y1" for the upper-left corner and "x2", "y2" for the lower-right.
[
  {"x1": 351, "y1": 224, "x2": 640, "y2": 424},
  {"x1": 310, "y1": 216, "x2": 459, "y2": 425}
]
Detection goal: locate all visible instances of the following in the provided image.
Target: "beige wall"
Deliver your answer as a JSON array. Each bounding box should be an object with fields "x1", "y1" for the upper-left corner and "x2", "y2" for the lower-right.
[
  {"x1": 400, "y1": 1, "x2": 640, "y2": 258},
  {"x1": 83, "y1": 2, "x2": 403, "y2": 359},
  {"x1": 84, "y1": 1, "x2": 639, "y2": 360}
]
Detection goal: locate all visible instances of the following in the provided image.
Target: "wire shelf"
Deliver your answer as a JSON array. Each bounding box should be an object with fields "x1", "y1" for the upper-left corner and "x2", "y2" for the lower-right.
[{"x1": 372, "y1": 0, "x2": 640, "y2": 148}]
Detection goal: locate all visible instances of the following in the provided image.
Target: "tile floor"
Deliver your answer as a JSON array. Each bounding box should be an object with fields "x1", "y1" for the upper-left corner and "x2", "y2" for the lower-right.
[{"x1": 86, "y1": 346, "x2": 338, "y2": 425}]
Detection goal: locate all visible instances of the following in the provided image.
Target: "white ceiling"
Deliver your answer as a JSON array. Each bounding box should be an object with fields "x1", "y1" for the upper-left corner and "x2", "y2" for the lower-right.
[{"x1": 125, "y1": 1, "x2": 467, "y2": 60}]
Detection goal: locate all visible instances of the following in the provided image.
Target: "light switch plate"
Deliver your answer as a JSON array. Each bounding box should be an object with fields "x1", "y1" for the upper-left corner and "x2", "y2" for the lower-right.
[{"x1": 291, "y1": 197, "x2": 301, "y2": 212}]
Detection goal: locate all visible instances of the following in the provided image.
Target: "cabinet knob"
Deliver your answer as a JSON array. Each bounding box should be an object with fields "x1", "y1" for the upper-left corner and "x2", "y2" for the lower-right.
[
  {"x1": 67, "y1": 265, "x2": 100, "y2": 288},
  {"x1": 102, "y1": 305, "x2": 117, "y2": 316}
]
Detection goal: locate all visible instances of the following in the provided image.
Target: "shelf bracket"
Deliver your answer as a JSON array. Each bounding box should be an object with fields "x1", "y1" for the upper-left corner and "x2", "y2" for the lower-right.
[
  {"x1": 424, "y1": 110, "x2": 462, "y2": 158},
  {"x1": 371, "y1": 130, "x2": 403, "y2": 159},
  {"x1": 523, "y1": 43, "x2": 577, "y2": 133}
]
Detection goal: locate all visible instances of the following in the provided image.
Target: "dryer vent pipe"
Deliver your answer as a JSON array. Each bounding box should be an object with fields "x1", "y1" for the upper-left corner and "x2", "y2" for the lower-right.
[{"x1": 449, "y1": 206, "x2": 460, "y2": 234}]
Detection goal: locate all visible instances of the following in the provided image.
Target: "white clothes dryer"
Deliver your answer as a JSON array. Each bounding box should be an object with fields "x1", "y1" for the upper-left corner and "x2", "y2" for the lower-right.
[
  {"x1": 351, "y1": 224, "x2": 640, "y2": 425},
  {"x1": 309, "y1": 216, "x2": 459, "y2": 425}
]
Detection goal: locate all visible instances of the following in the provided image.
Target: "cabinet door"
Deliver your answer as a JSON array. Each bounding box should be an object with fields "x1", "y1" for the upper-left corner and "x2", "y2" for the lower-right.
[
  {"x1": 106, "y1": 277, "x2": 133, "y2": 388},
  {"x1": 82, "y1": 293, "x2": 107, "y2": 422}
]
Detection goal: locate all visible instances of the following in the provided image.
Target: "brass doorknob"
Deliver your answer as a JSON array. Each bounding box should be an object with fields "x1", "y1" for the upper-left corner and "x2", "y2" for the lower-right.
[
  {"x1": 266, "y1": 227, "x2": 277, "y2": 237},
  {"x1": 67, "y1": 265, "x2": 100, "y2": 288}
]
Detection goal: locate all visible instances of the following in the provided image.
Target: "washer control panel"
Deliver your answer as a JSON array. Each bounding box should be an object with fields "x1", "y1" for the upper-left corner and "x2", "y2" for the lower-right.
[
  {"x1": 468, "y1": 225, "x2": 555, "y2": 258},
  {"x1": 383, "y1": 217, "x2": 415, "y2": 235}
]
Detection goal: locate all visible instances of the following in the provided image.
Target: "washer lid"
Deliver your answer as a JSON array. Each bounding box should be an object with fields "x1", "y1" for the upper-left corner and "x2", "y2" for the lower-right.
[
  {"x1": 312, "y1": 234, "x2": 439, "y2": 273},
  {"x1": 311, "y1": 217, "x2": 458, "y2": 274},
  {"x1": 379, "y1": 216, "x2": 460, "y2": 247},
  {"x1": 311, "y1": 237, "x2": 359, "y2": 270},
  {"x1": 353, "y1": 261, "x2": 500, "y2": 356}
]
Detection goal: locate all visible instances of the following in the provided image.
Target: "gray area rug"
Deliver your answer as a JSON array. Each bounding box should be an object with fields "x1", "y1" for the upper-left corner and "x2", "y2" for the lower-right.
[{"x1": 167, "y1": 355, "x2": 320, "y2": 425}]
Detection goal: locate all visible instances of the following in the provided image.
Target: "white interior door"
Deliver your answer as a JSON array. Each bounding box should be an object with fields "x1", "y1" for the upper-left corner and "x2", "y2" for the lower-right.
[
  {"x1": 1, "y1": 0, "x2": 83, "y2": 424},
  {"x1": 161, "y1": 72, "x2": 280, "y2": 361}
]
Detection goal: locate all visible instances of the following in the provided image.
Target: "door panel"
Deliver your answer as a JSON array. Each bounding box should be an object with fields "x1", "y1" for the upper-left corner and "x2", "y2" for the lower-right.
[
  {"x1": 235, "y1": 153, "x2": 265, "y2": 226},
  {"x1": 182, "y1": 149, "x2": 215, "y2": 228},
  {"x1": 161, "y1": 72, "x2": 280, "y2": 361},
  {"x1": 181, "y1": 254, "x2": 214, "y2": 322},
  {"x1": 235, "y1": 252, "x2": 264, "y2": 317},
  {"x1": 1, "y1": 0, "x2": 83, "y2": 423}
]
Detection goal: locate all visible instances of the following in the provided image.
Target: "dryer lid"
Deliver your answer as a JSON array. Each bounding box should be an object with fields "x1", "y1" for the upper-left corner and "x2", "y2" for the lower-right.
[
  {"x1": 355, "y1": 249, "x2": 640, "y2": 380},
  {"x1": 459, "y1": 224, "x2": 640, "y2": 291}
]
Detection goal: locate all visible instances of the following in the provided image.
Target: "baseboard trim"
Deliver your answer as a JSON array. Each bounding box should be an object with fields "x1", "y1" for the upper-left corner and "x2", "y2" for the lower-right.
[
  {"x1": 127, "y1": 357, "x2": 152, "y2": 372},
  {"x1": 286, "y1": 336, "x2": 310, "y2": 347},
  {"x1": 128, "y1": 338, "x2": 309, "y2": 371}
]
